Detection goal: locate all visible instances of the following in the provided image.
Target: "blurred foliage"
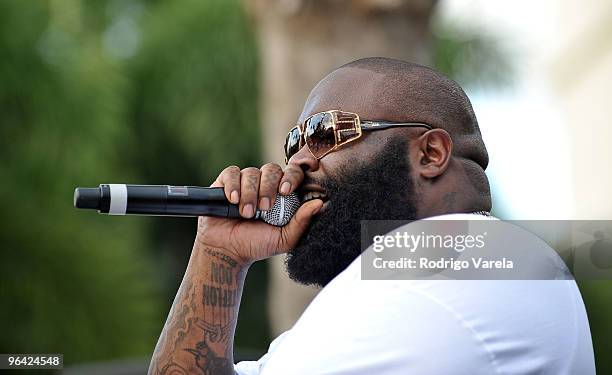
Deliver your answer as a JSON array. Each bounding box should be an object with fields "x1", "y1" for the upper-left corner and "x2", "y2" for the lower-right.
[
  {"x1": 124, "y1": 0, "x2": 268, "y2": 354},
  {"x1": 578, "y1": 281, "x2": 612, "y2": 372},
  {"x1": 0, "y1": 0, "x2": 266, "y2": 367},
  {"x1": 431, "y1": 20, "x2": 516, "y2": 91},
  {"x1": 0, "y1": 0, "x2": 159, "y2": 364}
]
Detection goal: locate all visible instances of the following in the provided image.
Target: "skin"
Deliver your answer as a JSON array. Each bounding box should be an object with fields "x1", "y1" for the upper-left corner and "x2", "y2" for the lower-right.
[{"x1": 148, "y1": 66, "x2": 488, "y2": 374}]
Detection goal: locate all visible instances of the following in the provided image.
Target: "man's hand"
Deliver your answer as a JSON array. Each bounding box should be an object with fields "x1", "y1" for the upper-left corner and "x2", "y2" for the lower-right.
[
  {"x1": 197, "y1": 163, "x2": 323, "y2": 265},
  {"x1": 149, "y1": 163, "x2": 321, "y2": 375}
]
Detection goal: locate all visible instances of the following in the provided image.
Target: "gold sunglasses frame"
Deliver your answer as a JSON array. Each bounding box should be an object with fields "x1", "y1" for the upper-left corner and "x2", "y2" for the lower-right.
[{"x1": 284, "y1": 110, "x2": 433, "y2": 163}]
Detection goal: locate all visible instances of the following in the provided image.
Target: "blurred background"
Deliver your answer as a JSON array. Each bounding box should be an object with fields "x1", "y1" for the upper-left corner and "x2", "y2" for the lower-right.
[{"x1": 1, "y1": 0, "x2": 610, "y2": 373}]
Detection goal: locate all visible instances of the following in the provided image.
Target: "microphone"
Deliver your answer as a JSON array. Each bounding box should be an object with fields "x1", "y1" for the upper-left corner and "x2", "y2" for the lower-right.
[{"x1": 73, "y1": 184, "x2": 300, "y2": 227}]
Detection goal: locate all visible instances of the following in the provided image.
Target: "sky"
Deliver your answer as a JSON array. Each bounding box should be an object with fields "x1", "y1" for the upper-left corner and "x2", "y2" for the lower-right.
[{"x1": 438, "y1": 0, "x2": 574, "y2": 219}]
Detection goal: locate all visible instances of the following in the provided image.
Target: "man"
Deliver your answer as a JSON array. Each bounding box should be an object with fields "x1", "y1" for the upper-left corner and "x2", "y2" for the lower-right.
[{"x1": 148, "y1": 58, "x2": 595, "y2": 374}]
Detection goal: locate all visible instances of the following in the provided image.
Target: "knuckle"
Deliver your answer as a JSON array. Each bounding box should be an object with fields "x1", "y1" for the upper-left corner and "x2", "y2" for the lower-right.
[
  {"x1": 241, "y1": 173, "x2": 260, "y2": 195},
  {"x1": 262, "y1": 169, "x2": 282, "y2": 188},
  {"x1": 245, "y1": 174, "x2": 260, "y2": 184},
  {"x1": 282, "y1": 166, "x2": 303, "y2": 181},
  {"x1": 261, "y1": 162, "x2": 282, "y2": 172},
  {"x1": 222, "y1": 166, "x2": 241, "y2": 184},
  {"x1": 241, "y1": 166, "x2": 261, "y2": 175},
  {"x1": 223, "y1": 165, "x2": 241, "y2": 174}
]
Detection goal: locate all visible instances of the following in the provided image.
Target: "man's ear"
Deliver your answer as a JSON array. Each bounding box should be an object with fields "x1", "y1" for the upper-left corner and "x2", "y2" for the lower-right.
[{"x1": 416, "y1": 129, "x2": 453, "y2": 179}]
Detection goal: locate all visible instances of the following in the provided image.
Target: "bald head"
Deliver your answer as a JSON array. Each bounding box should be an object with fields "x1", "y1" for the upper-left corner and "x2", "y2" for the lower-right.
[
  {"x1": 302, "y1": 57, "x2": 488, "y2": 170},
  {"x1": 300, "y1": 57, "x2": 490, "y2": 204},
  {"x1": 297, "y1": 57, "x2": 491, "y2": 213}
]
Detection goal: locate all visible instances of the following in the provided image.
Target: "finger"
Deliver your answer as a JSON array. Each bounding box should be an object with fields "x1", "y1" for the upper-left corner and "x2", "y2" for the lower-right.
[
  {"x1": 278, "y1": 198, "x2": 323, "y2": 252},
  {"x1": 215, "y1": 166, "x2": 241, "y2": 203},
  {"x1": 239, "y1": 167, "x2": 261, "y2": 218},
  {"x1": 259, "y1": 163, "x2": 283, "y2": 210},
  {"x1": 279, "y1": 164, "x2": 304, "y2": 196}
]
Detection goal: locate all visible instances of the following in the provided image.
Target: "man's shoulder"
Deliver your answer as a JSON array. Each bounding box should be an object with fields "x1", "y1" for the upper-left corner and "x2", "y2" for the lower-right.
[
  {"x1": 287, "y1": 263, "x2": 593, "y2": 374},
  {"x1": 294, "y1": 213, "x2": 595, "y2": 374}
]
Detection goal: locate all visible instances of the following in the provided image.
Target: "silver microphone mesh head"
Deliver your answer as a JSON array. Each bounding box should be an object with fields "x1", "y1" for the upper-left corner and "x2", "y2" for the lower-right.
[{"x1": 260, "y1": 192, "x2": 300, "y2": 226}]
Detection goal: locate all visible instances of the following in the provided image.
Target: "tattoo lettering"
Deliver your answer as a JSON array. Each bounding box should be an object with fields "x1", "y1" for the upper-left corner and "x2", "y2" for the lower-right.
[
  {"x1": 211, "y1": 261, "x2": 233, "y2": 285},
  {"x1": 204, "y1": 247, "x2": 237, "y2": 268},
  {"x1": 203, "y1": 284, "x2": 238, "y2": 307},
  {"x1": 150, "y1": 248, "x2": 241, "y2": 375},
  {"x1": 203, "y1": 259, "x2": 238, "y2": 307}
]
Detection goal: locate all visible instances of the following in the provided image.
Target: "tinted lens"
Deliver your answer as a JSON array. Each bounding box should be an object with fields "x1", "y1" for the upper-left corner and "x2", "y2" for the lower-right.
[
  {"x1": 305, "y1": 112, "x2": 335, "y2": 159},
  {"x1": 285, "y1": 127, "x2": 302, "y2": 161}
]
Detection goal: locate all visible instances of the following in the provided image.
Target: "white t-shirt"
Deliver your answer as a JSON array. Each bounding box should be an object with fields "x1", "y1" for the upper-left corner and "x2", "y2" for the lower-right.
[{"x1": 235, "y1": 214, "x2": 595, "y2": 375}]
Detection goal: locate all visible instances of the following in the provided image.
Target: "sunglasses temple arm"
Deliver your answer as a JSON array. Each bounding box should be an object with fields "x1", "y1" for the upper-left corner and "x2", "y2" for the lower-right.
[{"x1": 360, "y1": 121, "x2": 433, "y2": 130}]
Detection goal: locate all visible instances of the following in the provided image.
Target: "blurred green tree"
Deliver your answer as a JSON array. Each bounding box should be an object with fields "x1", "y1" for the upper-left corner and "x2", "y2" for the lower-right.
[
  {"x1": 0, "y1": 0, "x2": 266, "y2": 367},
  {"x1": 579, "y1": 281, "x2": 612, "y2": 372},
  {"x1": 431, "y1": 17, "x2": 515, "y2": 91},
  {"x1": 126, "y1": 0, "x2": 267, "y2": 355},
  {"x1": 0, "y1": 0, "x2": 160, "y2": 365}
]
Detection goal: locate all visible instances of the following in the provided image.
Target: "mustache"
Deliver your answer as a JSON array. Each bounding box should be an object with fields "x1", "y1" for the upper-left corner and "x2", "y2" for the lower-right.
[
  {"x1": 299, "y1": 175, "x2": 336, "y2": 195},
  {"x1": 301, "y1": 166, "x2": 354, "y2": 191}
]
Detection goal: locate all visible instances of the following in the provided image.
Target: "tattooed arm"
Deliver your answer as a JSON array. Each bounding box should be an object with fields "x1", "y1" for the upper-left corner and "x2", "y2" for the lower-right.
[
  {"x1": 148, "y1": 242, "x2": 247, "y2": 375},
  {"x1": 148, "y1": 164, "x2": 323, "y2": 375}
]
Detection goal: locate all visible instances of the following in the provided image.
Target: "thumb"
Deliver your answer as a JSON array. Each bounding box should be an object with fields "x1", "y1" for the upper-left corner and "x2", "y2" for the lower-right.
[{"x1": 279, "y1": 198, "x2": 323, "y2": 251}]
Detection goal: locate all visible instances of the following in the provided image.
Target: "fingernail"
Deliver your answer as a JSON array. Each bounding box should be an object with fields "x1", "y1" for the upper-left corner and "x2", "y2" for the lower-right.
[
  {"x1": 259, "y1": 197, "x2": 270, "y2": 211},
  {"x1": 313, "y1": 200, "x2": 323, "y2": 215},
  {"x1": 243, "y1": 204, "x2": 254, "y2": 218},
  {"x1": 280, "y1": 182, "x2": 291, "y2": 195},
  {"x1": 230, "y1": 190, "x2": 239, "y2": 204}
]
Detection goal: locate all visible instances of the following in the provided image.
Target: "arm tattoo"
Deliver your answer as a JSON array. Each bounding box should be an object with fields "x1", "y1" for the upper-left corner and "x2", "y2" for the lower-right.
[
  {"x1": 204, "y1": 248, "x2": 238, "y2": 268},
  {"x1": 156, "y1": 361, "x2": 189, "y2": 375},
  {"x1": 150, "y1": 247, "x2": 243, "y2": 375},
  {"x1": 184, "y1": 321, "x2": 233, "y2": 374}
]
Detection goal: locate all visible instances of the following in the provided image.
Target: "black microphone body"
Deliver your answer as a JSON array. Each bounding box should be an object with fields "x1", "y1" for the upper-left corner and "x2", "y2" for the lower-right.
[{"x1": 74, "y1": 184, "x2": 300, "y2": 226}]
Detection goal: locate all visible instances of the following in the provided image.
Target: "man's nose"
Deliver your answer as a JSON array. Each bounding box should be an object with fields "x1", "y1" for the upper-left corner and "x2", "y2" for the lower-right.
[{"x1": 287, "y1": 145, "x2": 319, "y2": 172}]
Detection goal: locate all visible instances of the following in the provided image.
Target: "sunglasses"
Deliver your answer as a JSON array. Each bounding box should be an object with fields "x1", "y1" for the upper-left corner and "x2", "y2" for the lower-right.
[{"x1": 284, "y1": 110, "x2": 433, "y2": 163}]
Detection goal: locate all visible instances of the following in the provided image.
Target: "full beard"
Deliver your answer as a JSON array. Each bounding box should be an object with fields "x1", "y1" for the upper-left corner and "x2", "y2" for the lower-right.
[{"x1": 286, "y1": 138, "x2": 418, "y2": 287}]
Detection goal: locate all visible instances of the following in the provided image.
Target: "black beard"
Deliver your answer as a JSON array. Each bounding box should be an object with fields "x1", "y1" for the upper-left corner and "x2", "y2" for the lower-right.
[{"x1": 285, "y1": 138, "x2": 418, "y2": 287}]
